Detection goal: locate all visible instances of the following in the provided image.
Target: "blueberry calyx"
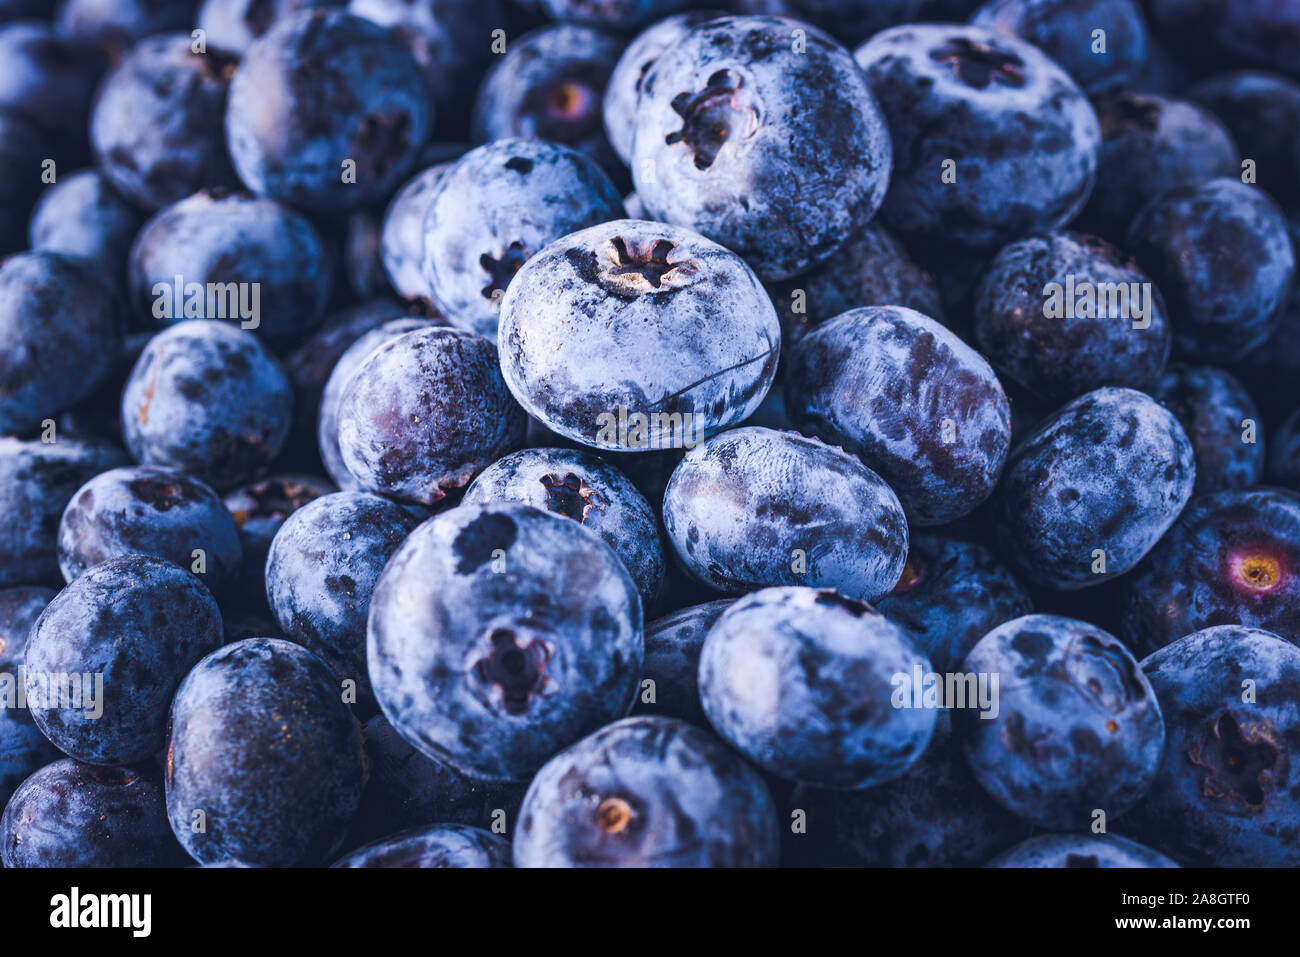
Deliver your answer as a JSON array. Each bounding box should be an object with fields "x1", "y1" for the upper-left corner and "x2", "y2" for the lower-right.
[
  {"x1": 596, "y1": 235, "x2": 696, "y2": 293},
  {"x1": 596, "y1": 796, "x2": 635, "y2": 834},
  {"x1": 1233, "y1": 553, "x2": 1284, "y2": 591},
  {"x1": 928, "y1": 38, "x2": 1026, "y2": 90},
  {"x1": 540, "y1": 472, "x2": 608, "y2": 522},
  {"x1": 666, "y1": 69, "x2": 757, "y2": 171},
  {"x1": 479, "y1": 241, "x2": 528, "y2": 301},
  {"x1": 1189, "y1": 712, "x2": 1284, "y2": 811},
  {"x1": 127, "y1": 476, "x2": 185, "y2": 511},
  {"x1": 474, "y1": 628, "x2": 556, "y2": 715}
]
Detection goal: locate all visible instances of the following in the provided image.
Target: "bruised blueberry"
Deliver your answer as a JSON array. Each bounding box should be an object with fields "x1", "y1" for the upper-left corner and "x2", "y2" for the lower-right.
[
  {"x1": 367, "y1": 504, "x2": 643, "y2": 781},
  {"x1": 988, "y1": 832, "x2": 1178, "y2": 867},
  {"x1": 786, "y1": 305, "x2": 1011, "y2": 525},
  {"x1": 990, "y1": 387, "x2": 1195, "y2": 589},
  {"x1": 334, "y1": 823, "x2": 511, "y2": 868},
  {"x1": 1153, "y1": 365, "x2": 1264, "y2": 494},
  {"x1": 513, "y1": 715, "x2": 779, "y2": 867}
]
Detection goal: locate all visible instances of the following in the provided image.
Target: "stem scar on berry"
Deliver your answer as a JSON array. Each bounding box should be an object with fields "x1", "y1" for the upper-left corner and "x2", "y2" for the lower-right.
[
  {"x1": 929, "y1": 38, "x2": 1026, "y2": 89},
  {"x1": 479, "y1": 241, "x2": 528, "y2": 301},
  {"x1": 666, "y1": 69, "x2": 758, "y2": 170},
  {"x1": 1189, "y1": 711, "x2": 1285, "y2": 811},
  {"x1": 597, "y1": 796, "x2": 635, "y2": 834},
  {"x1": 474, "y1": 628, "x2": 556, "y2": 715},
  {"x1": 540, "y1": 472, "x2": 608, "y2": 522}
]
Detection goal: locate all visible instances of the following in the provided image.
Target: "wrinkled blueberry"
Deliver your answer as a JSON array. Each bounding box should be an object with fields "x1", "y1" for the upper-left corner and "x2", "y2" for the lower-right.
[{"x1": 1153, "y1": 365, "x2": 1264, "y2": 494}]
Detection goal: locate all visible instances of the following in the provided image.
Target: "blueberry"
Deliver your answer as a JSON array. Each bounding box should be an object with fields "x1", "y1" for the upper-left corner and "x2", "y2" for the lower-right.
[
  {"x1": 1153, "y1": 365, "x2": 1264, "y2": 494},
  {"x1": 513, "y1": 715, "x2": 779, "y2": 867},
  {"x1": 1119, "y1": 488, "x2": 1300, "y2": 655},
  {"x1": 1143, "y1": 0, "x2": 1300, "y2": 79},
  {"x1": 349, "y1": 713, "x2": 527, "y2": 846},
  {"x1": 165, "y1": 637, "x2": 366, "y2": 865},
  {"x1": 854, "y1": 23, "x2": 1099, "y2": 254},
  {"x1": 0, "y1": 111, "x2": 45, "y2": 256},
  {"x1": 1, "y1": 760, "x2": 187, "y2": 867},
  {"x1": 1189, "y1": 71, "x2": 1300, "y2": 208},
  {"x1": 787, "y1": 712, "x2": 1031, "y2": 866},
  {"x1": 987, "y1": 833, "x2": 1178, "y2": 868},
  {"x1": 0, "y1": 437, "x2": 128, "y2": 588},
  {"x1": 225, "y1": 9, "x2": 433, "y2": 210},
  {"x1": 57, "y1": 464, "x2": 243, "y2": 590},
  {"x1": 121, "y1": 321, "x2": 295, "y2": 491},
  {"x1": 334, "y1": 823, "x2": 512, "y2": 867},
  {"x1": 317, "y1": 317, "x2": 438, "y2": 489},
  {"x1": 0, "y1": 251, "x2": 125, "y2": 436},
  {"x1": 765, "y1": 224, "x2": 945, "y2": 346},
  {"x1": 25, "y1": 555, "x2": 223, "y2": 765},
  {"x1": 700, "y1": 586, "x2": 935, "y2": 788},
  {"x1": 91, "y1": 36, "x2": 240, "y2": 213},
  {"x1": 265, "y1": 491, "x2": 417, "y2": 712},
  {"x1": 1075, "y1": 91, "x2": 1240, "y2": 242},
  {"x1": 958, "y1": 614, "x2": 1165, "y2": 829},
  {"x1": 337, "y1": 326, "x2": 527, "y2": 504},
  {"x1": 630, "y1": 599, "x2": 733, "y2": 726},
  {"x1": 463, "y1": 447, "x2": 665, "y2": 607},
  {"x1": 1266, "y1": 409, "x2": 1300, "y2": 492},
  {"x1": 1229, "y1": 214, "x2": 1300, "y2": 424},
  {"x1": 421, "y1": 140, "x2": 624, "y2": 338},
  {"x1": 0, "y1": 587, "x2": 61, "y2": 810},
  {"x1": 663, "y1": 427, "x2": 908, "y2": 600},
  {"x1": 0, "y1": 21, "x2": 105, "y2": 165},
  {"x1": 498, "y1": 220, "x2": 780, "y2": 450},
  {"x1": 970, "y1": 0, "x2": 1149, "y2": 93},
  {"x1": 602, "y1": 11, "x2": 724, "y2": 165},
  {"x1": 368, "y1": 504, "x2": 643, "y2": 781},
  {"x1": 633, "y1": 16, "x2": 892, "y2": 281},
  {"x1": 198, "y1": 0, "x2": 345, "y2": 53},
  {"x1": 1123, "y1": 626, "x2": 1300, "y2": 866},
  {"x1": 990, "y1": 387, "x2": 1196, "y2": 589},
  {"x1": 381, "y1": 163, "x2": 452, "y2": 306},
  {"x1": 58, "y1": 0, "x2": 202, "y2": 57},
  {"x1": 875, "y1": 533, "x2": 1033, "y2": 672},
  {"x1": 471, "y1": 25, "x2": 625, "y2": 184},
  {"x1": 730, "y1": 0, "x2": 925, "y2": 47},
  {"x1": 542, "y1": 0, "x2": 690, "y2": 30},
  {"x1": 1126, "y1": 178, "x2": 1294, "y2": 363},
  {"x1": 348, "y1": 0, "x2": 505, "y2": 137},
  {"x1": 128, "y1": 191, "x2": 334, "y2": 350},
  {"x1": 786, "y1": 305, "x2": 1011, "y2": 525},
  {"x1": 972, "y1": 231, "x2": 1171, "y2": 403},
  {"x1": 28, "y1": 168, "x2": 143, "y2": 286}
]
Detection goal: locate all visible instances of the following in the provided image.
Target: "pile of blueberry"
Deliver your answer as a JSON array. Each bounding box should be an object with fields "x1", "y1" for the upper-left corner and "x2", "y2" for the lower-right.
[{"x1": 0, "y1": 0, "x2": 1298, "y2": 870}]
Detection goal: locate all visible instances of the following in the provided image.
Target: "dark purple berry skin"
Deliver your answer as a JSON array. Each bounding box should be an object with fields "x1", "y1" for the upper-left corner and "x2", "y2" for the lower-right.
[
  {"x1": 1266, "y1": 409, "x2": 1300, "y2": 492},
  {"x1": 0, "y1": 586, "x2": 61, "y2": 810},
  {"x1": 1, "y1": 761, "x2": 188, "y2": 868},
  {"x1": 0, "y1": 22, "x2": 104, "y2": 165},
  {"x1": 0, "y1": 438, "x2": 129, "y2": 588},
  {"x1": 957, "y1": 614, "x2": 1165, "y2": 829},
  {"x1": 766, "y1": 224, "x2": 945, "y2": 346},
  {"x1": 121, "y1": 321, "x2": 294, "y2": 491},
  {"x1": 875, "y1": 534, "x2": 1033, "y2": 672},
  {"x1": 1128, "y1": 178, "x2": 1294, "y2": 363},
  {"x1": 265, "y1": 491, "x2": 417, "y2": 713},
  {"x1": 1122, "y1": 626, "x2": 1300, "y2": 866},
  {"x1": 788, "y1": 712, "x2": 1031, "y2": 867},
  {"x1": 786, "y1": 305, "x2": 1011, "y2": 525},
  {"x1": 701, "y1": 587, "x2": 935, "y2": 789},
  {"x1": 348, "y1": 0, "x2": 504, "y2": 138},
  {"x1": 348, "y1": 713, "x2": 527, "y2": 847},
  {"x1": 0, "y1": 252, "x2": 125, "y2": 436},
  {"x1": 1190, "y1": 71, "x2": 1300, "y2": 209},
  {"x1": 973, "y1": 232, "x2": 1171, "y2": 403},
  {"x1": 91, "y1": 36, "x2": 239, "y2": 213},
  {"x1": 463, "y1": 447, "x2": 665, "y2": 608},
  {"x1": 1153, "y1": 365, "x2": 1264, "y2": 494},
  {"x1": 542, "y1": 0, "x2": 689, "y2": 31},
  {"x1": 990, "y1": 387, "x2": 1196, "y2": 589},
  {"x1": 199, "y1": 0, "x2": 345, "y2": 53},
  {"x1": 988, "y1": 833, "x2": 1178, "y2": 867},
  {"x1": 662, "y1": 427, "x2": 908, "y2": 601},
  {"x1": 422, "y1": 140, "x2": 624, "y2": 338},
  {"x1": 0, "y1": 111, "x2": 45, "y2": 257},
  {"x1": 57, "y1": 465, "x2": 243, "y2": 591},
  {"x1": 337, "y1": 327, "x2": 528, "y2": 505},
  {"x1": 165, "y1": 637, "x2": 366, "y2": 866},
  {"x1": 225, "y1": 10, "x2": 433, "y2": 211},
  {"x1": 633, "y1": 16, "x2": 893, "y2": 282},
  {"x1": 513, "y1": 715, "x2": 780, "y2": 867},
  {"x1": 1120, "y1": 488, "x2": 1300, "y2": 656},
  {"x1": 499, "y1": 220, "x2": 780, "y2": 451},
  {"x1": 731, "y1": 0, "x2": 924, "y2": 47},
  {"x1": 1229, "y1": 214, "x2": 1300, "y2": 426},
  {"x1": 29, "y1": 169, "x2": 143, "y2": 287},
  {"x1": 1143, "y1": 0, "x2": 1300, "y2": 80},
  {"x1": 629, "y1": 599, "x2": 733, "y2": 727},
  {"x1": 970, "y1": 0, "x2": 1149, "y2": 94},
  {"x1": 334, "y1": 823, "x2": 512, "y2": 867},
  {"x1": 58, "y1": 0, "x2": 201, "y2": 57},
  {"x1": 128, "y1": 192, "x2": 334, "y2": 351},
  {"x1": 381, "y1": 163, "x2": 450, "y2": 305},
  {"x1": 471, "y1": 25, "x2": 625, "y2": 186},
  {"x1": 0, "y1": 0, "x2": 50, "y2": 22},
  {"x1": 854, "y1": 23, "x2": 1100, "y2": 255},
  {"x1": 26, "y1": 555, "x2": 224, "y2": 766},
  {"x1": 318, "y1": 318, "x2": 439, "y2": 490},
  {"x1": 1074, "y1": 91, "x2": 1239, "y2": 243},
  {"x1": 367, "y1": 504, "x2": 643, "y2": 782}
]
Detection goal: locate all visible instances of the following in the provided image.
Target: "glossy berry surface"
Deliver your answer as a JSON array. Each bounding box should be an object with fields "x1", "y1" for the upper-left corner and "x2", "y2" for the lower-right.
[{"x1": 988, "y1": 833, "x2": 1178, "y2": 868}]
